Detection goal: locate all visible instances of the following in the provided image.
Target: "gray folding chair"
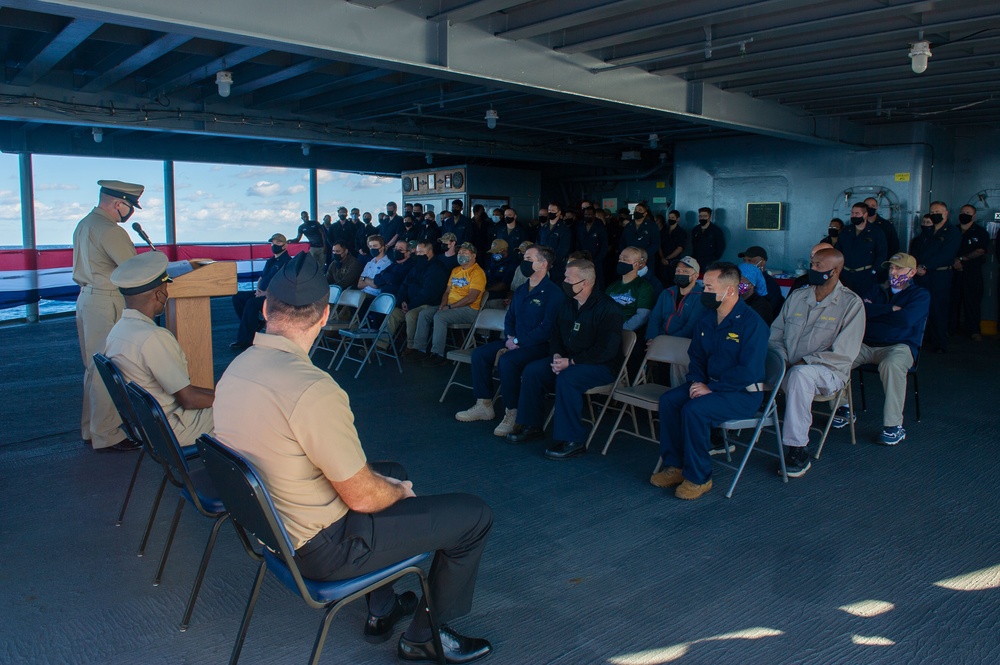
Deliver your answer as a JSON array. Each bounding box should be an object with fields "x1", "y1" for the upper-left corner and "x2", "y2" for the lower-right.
[
  {"x1": 812, "y1": 377, "x2": 856, "y2": 459},
  {"x1": 439, "y1": 307, "x2": 507, "y2": 403},
  {"x1": 308, "y1": 284, "x2": 343, "y2": 358},
  {"x1": 717, "y1": 349, "x2": 788, "y2": 498},
  {"x1": 602, "y1": 335, "x2": 690, "y2": 456},
  {"x1": 334, "y1": 293, "x2": 402, "y2": 379},
  {"x1": 542, "y1": 330, "x2": 637, "y2": 449},
  {"x1": 317, "y1": 289, "x2": 365, "y2": 369}
]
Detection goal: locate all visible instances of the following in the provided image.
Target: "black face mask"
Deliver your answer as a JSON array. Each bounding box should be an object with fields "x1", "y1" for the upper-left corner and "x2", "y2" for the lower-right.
[
  {"x1": 808, "y1": 268, "x2": 834, "y2": 286},
  {"x1": 928, "y1": 213, "x2": 944, "y2": 224},
  {"x1": 338, "y1": 214, "x2": 347, "y2": 220},
  {"x1": 414, "y1": 254, "x2": 428, "y2": 263},
  {"x1": 505, "y1": 217, "x2": 517, "y2": 225},
  {"x1": 519, "y1": 260, "x2": 535, "y2": 277},
  {"x1": 867, "y1": 206, "x2": 878, "y2": 217},
  {"x1": 850, "y1": 216, "x2": 865, "y2": 226},
  {"x1": 393, "y1": 250, "x2": 407, "y2": 261},
  {"x1": 921, "y1": 225, "x2": 935, "y2": 236},
  {"x1": 700, "y1": 292, "x2": 722, "y2": 310},
  {"x1": 669, "y1": 219, "x2": 679, "y2": 226},
  {"x1": 699, "y1": 219, "x2": 710, "y2": 227},
  {"x1": 271, "y1": 244, "x2": 284, "y2": 255},
  {"x1": 616, "y1": 261, "x2": 634, "y2": 276},
  {"x1": 118, "y1": 205, "x2": 135, "y2": 224},
  {"x1": 404, "y1": 221, "x2": 413, "y2": 227},
  {"x1": 561, "y1": 280, "x2": 581, "y2": 299},
  {"x1": 959, "y1": 213, "x2": 973, "y2": 224},
  {"x1": 548, "y1": 212, "x2": 558, "y2": 221},
  {"x1": 363, "y1": 218, "x2": 372, "y2": 226},
  {"x1": 828, "y1": 228, "x2": 840, "y2": 238},
  {"x1": 674, "y1": 274, "x2": 691, "y2": 287}
]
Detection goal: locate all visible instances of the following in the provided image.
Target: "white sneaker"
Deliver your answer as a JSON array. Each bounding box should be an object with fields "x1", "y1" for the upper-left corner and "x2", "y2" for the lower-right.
[
  {"x1": 493, "y1": 409, "x2": 517, "y2": 436},
  {"x1": 456, "y1": 400, "x2": 495, "y2": 422}
]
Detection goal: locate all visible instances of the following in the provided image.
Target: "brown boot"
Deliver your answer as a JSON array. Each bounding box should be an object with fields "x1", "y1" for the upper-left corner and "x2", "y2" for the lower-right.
[
  {"x1": 650, "y1": 467, "x2": 684, "y2": 488},
  {"x1": 675, "y1": 478, "x2": 713, "y2": 500}
]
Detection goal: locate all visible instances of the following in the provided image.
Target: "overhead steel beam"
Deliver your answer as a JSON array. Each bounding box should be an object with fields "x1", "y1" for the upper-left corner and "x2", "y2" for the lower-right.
[
  {"x1": 254, "y1": 68, "x2": 392, "y2": 107},
  {"x1": 500, "y1": 0, "x2": 679, "y2": 42},
  {"x1": 149, "y1": 45, "x2": 268, "y2": 98},
  {"x1": 428, "y1": 0, "x2": 528, "y2": 23},
  {"x1": 80, "y1": 32, "x2": 193, "y2": 93},
  {"x1": 31, "y1": 0, "x2": 861, "y2": 144},
  {"x1": 233, "y1": 58, "x2": 329, "y2": 95},
  {"x1": 9, "y1": 17, "x2": 102, "y2": 86},
  {"x1": 789, "y1": 80, "x2": 1000, "y2": 107}
]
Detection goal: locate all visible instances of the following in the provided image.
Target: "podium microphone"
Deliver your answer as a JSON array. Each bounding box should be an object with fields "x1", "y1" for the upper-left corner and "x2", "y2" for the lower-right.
[{"x1": 132, "y1": 222, "x2": 157, "y2": 251}]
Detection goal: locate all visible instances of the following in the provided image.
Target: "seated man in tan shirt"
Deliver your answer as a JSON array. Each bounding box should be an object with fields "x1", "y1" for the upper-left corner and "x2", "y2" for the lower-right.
[
  {"x1": 213, "y1": 252, "x2": 493, "y2": 664},
  {"x1": 105, "y1": 251, "x2": 214, "y2": 448}
]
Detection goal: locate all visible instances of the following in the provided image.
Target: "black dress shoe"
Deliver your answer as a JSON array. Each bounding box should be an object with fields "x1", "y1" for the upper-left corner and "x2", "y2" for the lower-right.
[
  {"x1": 422, "y1": 354, "x2": 448, "y2": 368},
  {"x1": 398, "y1": 625, "x2": 492, "y2": 664},
  {"x1": 505, "y1": 426, "x2": 544, "y2": 444},
  {"x1": 404, "y1": 351, "x2": 428, "y2": 363},
  {"x1": 364, "y1": 591, "x2": 417, "y2": 644},
  {"x1": 544, "y1": 441, "x2": 586, "y2": 460},
  {"x1": 95, "y1": 439, "x2": 142, "y2": 452}
]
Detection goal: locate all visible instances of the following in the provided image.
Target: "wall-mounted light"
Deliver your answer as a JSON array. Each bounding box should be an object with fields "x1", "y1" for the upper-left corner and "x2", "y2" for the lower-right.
[
  {"x1": 425, "y1": 152, "x2": 434, "y2": 165},
  {"x1": 909, "y1": 41, "x2": 931, "y2": 74},
  {"x1": 301, "y1": 143, "x2": 310, "y2": 156},
  {"x1": 92, "y1": 127, "x2": 103, "y2": 143},
  {"x1": 215, "y1": 70, "x2": 233, "y2": 97},
  {"x1": 485, "y1": 108, "x2": 498, "y2": 130},
  {"x1": 648, "y1": 133, "x2": 659, "y2": 149}
]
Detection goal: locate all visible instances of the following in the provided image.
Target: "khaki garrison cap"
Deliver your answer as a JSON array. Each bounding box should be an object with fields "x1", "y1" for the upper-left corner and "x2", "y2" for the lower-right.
[
  {"x1": 111, "y1": 251, "x2": 171, "y2": 295},
  {"x1": 98, "y1": 180, "x2": 144, "y2": 208}
]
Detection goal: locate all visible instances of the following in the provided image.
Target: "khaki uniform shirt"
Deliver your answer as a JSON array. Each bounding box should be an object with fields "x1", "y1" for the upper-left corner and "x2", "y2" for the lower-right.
[
  {"x1": 104, "y1": 310, "x2": 213, "y2": 447},
  {"x1": 769, "y1": 281, "x2": 866, "y2": 382},
  {"x1": 72, "y1": 207, "x2": 136, "y2": 289},
  {"x1": 214, "y1": 333, "x2": 367, "y2": 549}
]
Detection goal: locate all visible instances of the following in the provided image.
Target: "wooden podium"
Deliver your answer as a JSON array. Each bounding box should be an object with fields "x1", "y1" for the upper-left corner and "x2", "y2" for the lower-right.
[{"x1": 164, "y1": 261, "x2": 237, "y2": 388}]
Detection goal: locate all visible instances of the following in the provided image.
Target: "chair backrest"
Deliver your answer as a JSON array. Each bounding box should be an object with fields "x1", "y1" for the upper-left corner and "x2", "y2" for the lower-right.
[
  {"x1": 763, "y1": 348, "x2": 786, "y2": 392},
  {"x1": 126, "y1": 382, "x2": 199, "y2": 496},
  {"x1": 605, "y1": 329, "x2": 638, "y2": 389},
  {"x1": 328, "y1": 284, "x2": 343, "y2": 306},
  {"x1": 366, "y1": 292, "x2": 396, "y2": 317},
  {"x1": 93, "y1": 353, "x2": 142, "y2": 445},
  {"x1": 646, "y1": 335, "x2": 692, "y2": 365},
  {"x1": 474, "y1": 307, "x2": 508, "y2": 334},
  {"x1": 196, "y1": 434, "x2": 318, "y2": 605}
]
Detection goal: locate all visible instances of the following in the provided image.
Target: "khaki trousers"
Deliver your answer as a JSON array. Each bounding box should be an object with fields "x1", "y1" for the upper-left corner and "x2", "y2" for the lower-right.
[
  {"x1": 76, "y1": 288, "x2": 125, "y2": 448},
  {"x1": 852, "y1": 344, "x2": 913, "y2": 428}
]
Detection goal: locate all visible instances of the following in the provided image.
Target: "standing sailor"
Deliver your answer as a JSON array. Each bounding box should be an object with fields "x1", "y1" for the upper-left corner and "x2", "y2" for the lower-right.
[{"x1": 73, "y1": 179, "x2": 143, "y2": 451}]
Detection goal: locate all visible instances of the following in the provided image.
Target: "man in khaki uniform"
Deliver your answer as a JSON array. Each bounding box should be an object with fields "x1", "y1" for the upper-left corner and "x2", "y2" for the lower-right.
[
  {"x1": 105, "y1": 252, "x2": 215, "y2": 448},
  {"x1": 214, "y1": 253, "x2": 493, "y2": 664},
  {"x1": 73, "y1": 180, "x2": 143, "y2": 451}
]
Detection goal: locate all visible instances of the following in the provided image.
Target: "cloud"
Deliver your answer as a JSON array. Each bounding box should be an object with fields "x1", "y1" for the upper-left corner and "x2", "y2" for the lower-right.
[
  {"x1": 210, "y1": 165, "x2": 223, "y2": 171},
  {"x1": 314, "y1": 170, "x2": 349, "y2": 183},
  {"x1": 287, "y1": 184, "x2": 306, "y2": 194},
  {"x1": 247, "y1": 181, "x2": 282, "y2": 197},
  {"x1": 238, "y1": 166, "x2": 289, "y2": 179},
  {"x1": 351, "y1": 175, "x2": 397, "y2": 191},
  {"x1": 35, "y1": 183, "x2": 80, "y2": 191}
]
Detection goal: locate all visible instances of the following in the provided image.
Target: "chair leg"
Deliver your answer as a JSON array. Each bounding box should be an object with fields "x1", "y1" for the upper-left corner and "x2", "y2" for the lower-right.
[
  {"x1": 725, "y1": 425, "x2": 762, "y2": 499},
  {"x1": 230, "y1": 560, "x2": 268, "y2": 665},
  {"x1": 116, "y1": 448, "x2": 146, "y2": 526},
  {"x1": 180, "y1": 514, "x2": 230, "y2": 632},
  {"x1": 154, "y1": 497, "x2": 186, "y2": 586},
  {"x1": 417, "y1": 570, "x2": 448, "y2": 665},
  {"x1": 602, "y1": 404, "x2": 630, "y2": 455},
  {"x1": 544, "y1": 406, "x2": 554, "y2": 431},
  {"x1": 847, "y1": 383, "x2": 857, "y2": 445},
  {"x1": 912, "y1": 371, "x2": 920, "y2": 422},
  {"x1": 439, "y1": 362, "x2": 462, "y2": 403},
  {"x1": 775, "y1": 412, "x2": 788, "y2": 483},
  {"x1": 138, "y1": 473, "x2": 168, "y2": 557},
  {"x1": 813, "y1": 393, "x2": 842, "y2": 461},
  {"x1": 584, "y1": 396, "x2": 611, "y2": 449}
]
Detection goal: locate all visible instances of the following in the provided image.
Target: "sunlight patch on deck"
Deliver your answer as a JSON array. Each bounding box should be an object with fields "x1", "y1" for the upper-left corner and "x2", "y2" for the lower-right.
[
  {"x1": 935, "y1": 563, "x2": 1000, "y2": 591},
  {"x1": 851, "y1": 634, "x2": 896, "y2": 646},
  {"x1": 608, "y1": 627, "x2": 783, "y2": 664},
  {"x1": 837, "y1": 599, "x2": 895, "y2": 617}
]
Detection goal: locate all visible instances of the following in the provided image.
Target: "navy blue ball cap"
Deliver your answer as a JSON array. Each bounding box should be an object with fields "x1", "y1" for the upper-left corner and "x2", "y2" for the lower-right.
[{"x1": 268, "y1": 252, "x2": 328, "y2": 306}]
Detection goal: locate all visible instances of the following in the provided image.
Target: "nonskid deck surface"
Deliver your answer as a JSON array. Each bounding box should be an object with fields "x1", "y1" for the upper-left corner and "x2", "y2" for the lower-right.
[{"x1": 2, "y1": 298, "x2": 999, "y2": 664}]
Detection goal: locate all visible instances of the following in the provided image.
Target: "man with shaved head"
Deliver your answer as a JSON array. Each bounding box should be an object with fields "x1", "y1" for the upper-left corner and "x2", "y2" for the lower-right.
[
  {"x1": 790, "y1": 242, "x2": 835, "y2": 292},
  {"x1": 769, "y1": 248, "x2": 865, "y2": 477}
]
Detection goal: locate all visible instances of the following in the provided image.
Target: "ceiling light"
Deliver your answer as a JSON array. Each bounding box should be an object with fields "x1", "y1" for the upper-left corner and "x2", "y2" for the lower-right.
[
  {"x1": 215, "y1": 70, "x2": 233, "y2": 97},
  {"x1": 908, "y1": 41, "x2": 931, "y2": 74},
  {"x1": 648, "y1": 133, "x2": 659, "y2": 149},
  {"x1": 301, "y1": 143, "x2": 310, "y2": 156},
  {"x1": 485, "y1": 108, "x2": 498, "y2": 130},
  {"x1": 425, "y1": 152, "x2": 434, "y2": 165},
  {"x1": 92, "y1": 127, "x2": 103, "y2": 143}
]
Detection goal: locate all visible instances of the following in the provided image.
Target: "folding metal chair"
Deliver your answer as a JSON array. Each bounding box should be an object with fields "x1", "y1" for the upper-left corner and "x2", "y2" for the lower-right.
[
  {"x1": 811, "y1": 377, "x2": 856, "y2": 460},
  {"x1": 717, "y1": 350, "x2": 788, "y2": 498},
  {"x1": 602, "y1": 335, "x2": 690, "y2": 455},
  {"x1": 542, "y1": 330, "x2": 638, "y2": 449},
  {"x1": 438, "y1": 307, "x2": 507, "y2": 403},
  {"x1": 308, "y1": 284, "x2": 343, "y2": 358},
  {"x1": 316, "y1": 289, "x2": 365, "y2": 369},
  {"x1": 125, "y1": 383, "x2": 235, "y2": 631},
  {"x1": 334, "y1": 293, "x2": 402, "y2": 379},
  {"x1": 195, "y1": 435, "x2": 445, "y2": 665}
]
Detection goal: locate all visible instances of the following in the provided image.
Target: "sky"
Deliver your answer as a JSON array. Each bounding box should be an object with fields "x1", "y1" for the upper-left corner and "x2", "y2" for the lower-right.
[{"x1": 0, "y1": 152, "x2": 399, "y2": 247}]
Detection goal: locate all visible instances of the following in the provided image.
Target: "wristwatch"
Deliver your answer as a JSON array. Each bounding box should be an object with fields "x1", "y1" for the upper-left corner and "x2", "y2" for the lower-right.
[{"x1": 512, "y1": 337, "x2": 519, "y2": 345}]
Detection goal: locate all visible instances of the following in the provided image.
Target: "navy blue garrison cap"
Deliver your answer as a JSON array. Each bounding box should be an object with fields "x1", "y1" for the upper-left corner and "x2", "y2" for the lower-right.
[{"x1": 268, "y1": 252, "x2": 328, "y2": 306}]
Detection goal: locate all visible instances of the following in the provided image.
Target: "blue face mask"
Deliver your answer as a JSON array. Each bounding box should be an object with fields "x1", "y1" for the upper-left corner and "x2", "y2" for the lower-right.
[{"x1": 492, "y1": 253, "x2": 504, "y2": 262}]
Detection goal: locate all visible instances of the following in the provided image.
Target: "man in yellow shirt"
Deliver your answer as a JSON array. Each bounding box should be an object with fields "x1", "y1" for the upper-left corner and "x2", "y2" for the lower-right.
[{"x1": 409, "y1": 243, "x2": 486, "y2": 367}]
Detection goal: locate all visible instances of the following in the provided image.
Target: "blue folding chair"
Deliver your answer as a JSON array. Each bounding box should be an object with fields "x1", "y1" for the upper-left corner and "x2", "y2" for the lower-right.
[
  {"x1": 308, "y1": 284, "x2": 343, "y2": 359},
  {"x1": 126, "y1": 383, "x2": 247, "y2": 631},
  {"x1": 334, "y1": 292, "x2": 403, "y2": 379},
  {"x1": 195, "y1": 434, "x2": 445, "y2": 665}
]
